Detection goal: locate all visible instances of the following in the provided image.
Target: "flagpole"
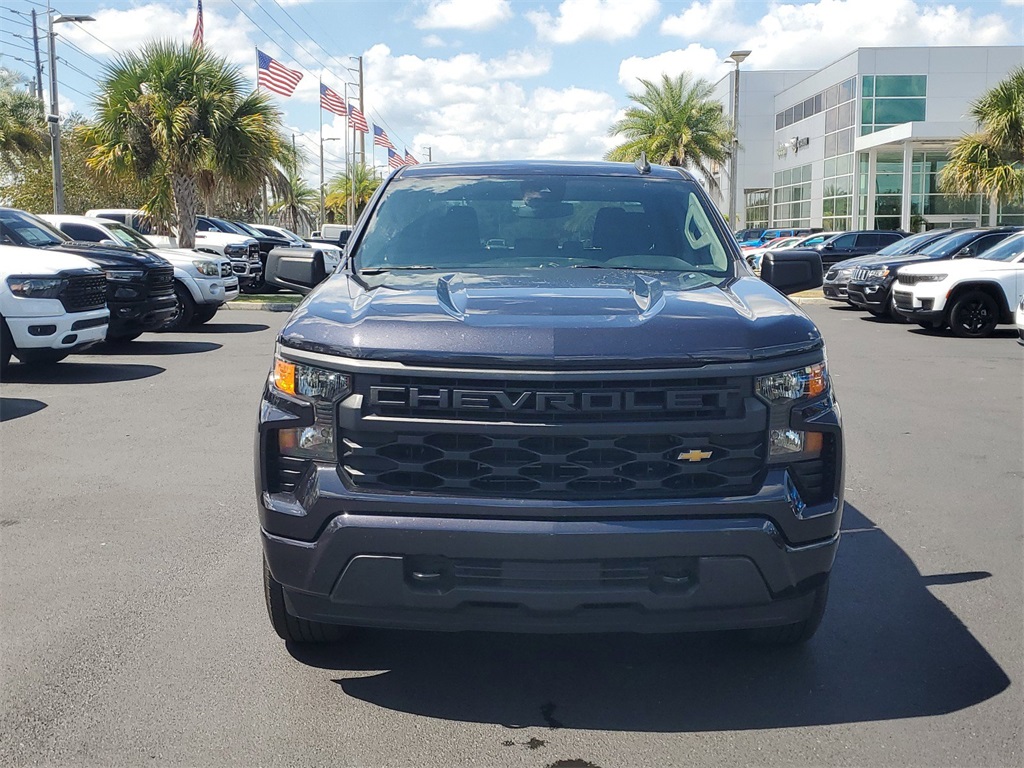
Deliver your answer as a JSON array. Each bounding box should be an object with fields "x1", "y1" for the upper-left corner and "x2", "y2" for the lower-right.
[
  {"x1": 344, "y1": 82, "x2": 353, "y2": 227},
  {"x1": 319, "y1": 77, "x2": 325, "y2": 232}
]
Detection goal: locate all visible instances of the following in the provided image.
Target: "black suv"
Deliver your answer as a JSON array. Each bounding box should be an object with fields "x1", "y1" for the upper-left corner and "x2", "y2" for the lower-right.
[
  {"x1": 787, "y1": 230, "x2": 907, "y2": 270},
  {"x1": 823, "y1": 229, "x2": 953, "y2": 303},
  {"x1": 0, "y1": 209, "x2": 176, "y2": 340},
  {"x1": 256, "y1": 160, "x2": 844, "y2": 646},
  {"x1": 846, "y1": 227, "x2": 1022, "y2": 319}
]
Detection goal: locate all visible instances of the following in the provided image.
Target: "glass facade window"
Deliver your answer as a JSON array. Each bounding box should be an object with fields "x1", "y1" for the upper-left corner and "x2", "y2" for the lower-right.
[
  {"x1": 861, "y1": 75, "x2": 927, "y2": 134},
  {"x1": 775, "y1": 77, "x2": 855, "y2": 130},
  {"x1": 821, "y1": 79, "x2": 856, "y2": 231},
  {"x1": 772, "y1": 164, "x2": 812, "y2": 227},
  {"x1": 744, "y1": 190, "x2": 771, "y2": 228},
  {"x1": 872, "y1": 151, "x2": 904, "y2": 230}
]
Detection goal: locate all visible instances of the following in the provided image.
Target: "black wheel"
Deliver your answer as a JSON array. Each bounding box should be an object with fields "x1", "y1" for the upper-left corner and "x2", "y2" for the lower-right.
[
  {"x1": 108, "y1": 331, "x2": 143, "y2": 343},
  {"x1": 14, "y1": 348, "x2": 70, "y2": 366},
  {"x1": 263, "y1": 557, "x2": 350, "y2": 644},
  {"x1": 948, "y1": 290, "x2": 999, "y2": 338},
  {"x1": 190, "y1": 305, "x2": 219, "y2": 325},
  {"x1": 0, "y1": 317, "x2": 12, "y2": 373},
  {"x1": 163, "y1": 283, "x2": 195, "y2": 331},
  {"x1": 241, "y1": 273, "x2": 266, "y2": 294},
  {"x1": 743, "y1": 578, "x2": 829, "y2": 646}
]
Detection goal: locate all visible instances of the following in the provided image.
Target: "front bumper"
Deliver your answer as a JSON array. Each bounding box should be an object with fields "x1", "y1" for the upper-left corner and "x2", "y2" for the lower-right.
[
  {"x1": 193, "y1": 275, "x2": 239, "y2": 305},
  {"x1": 5, "y1": 307, "x2": 109, "y2": 351},
  {"x1": 846, "y1": 280, "x2": 889, "y2": 309},
  {"x1": 893, "y1": 288, "x2": 944, "y2": 324},
  {"x1": 822, "y1": 283, "x2": 849, "y2": 301},
  {"x1": 263, "y1": 514, "x2": 837, "y2": 633},
  {"x1": 107, "y1": 295, "x2": 178, "y2": 335}
]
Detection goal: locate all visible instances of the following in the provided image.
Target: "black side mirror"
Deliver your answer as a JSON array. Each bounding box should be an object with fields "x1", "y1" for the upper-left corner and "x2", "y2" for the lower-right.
[
  {"x1": 265, "y1": 247, "x2": 327, "y2": 294},
  {"x1": 822, "y1": 242, "x2": 835, "y2": 249},
  {"x1": 955, "y1": 246, "x2": 974, "y2": 259},
  {"x1": 761, "y1": 250, "x2": 823, "y2": 295}
]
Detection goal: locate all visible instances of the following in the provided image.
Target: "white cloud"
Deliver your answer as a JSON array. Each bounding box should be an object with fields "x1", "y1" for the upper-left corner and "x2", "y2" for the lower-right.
[
  {"x1": 619, "y1": 44, "x2": 729, "y2": 90},
  {"x1": 660, "y1": 0, "x2": 743, "y2": 41},
  {"x1": 362, "y1": 44, "x2": 618, "y2": 162},
  {"x1": 422, "y1": 34, "x2": 447, "y2": 47},
  {"x1": 527, "y1": 0, "x2": 661, "y2": 44},
  {"x1": 415, "y1": 0, "x2": 513, "y2": 31}
]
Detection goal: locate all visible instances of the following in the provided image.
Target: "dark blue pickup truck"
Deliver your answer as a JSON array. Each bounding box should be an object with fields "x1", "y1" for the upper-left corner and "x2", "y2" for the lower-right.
[{"x1": 256, "y1": 160, "x2": 843, "y2": 646}]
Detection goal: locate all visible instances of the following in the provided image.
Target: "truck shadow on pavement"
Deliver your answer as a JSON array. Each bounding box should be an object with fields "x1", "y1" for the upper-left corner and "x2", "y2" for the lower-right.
[
  {"x1": 290, "y1": 503, "x2": 1011, "y2": 732},
  {"x1": 0, "y1": 362, "x2": 164, "y2": 385},
  {"x1": 78, "y1": 340, "x2": 222, "y2": 356},
  {"x1": 190, "y1": 322, "x2": 270, "y2": 334},
  {"x1": 0, "y1": 397, "x2": 47, "y2": 422}
]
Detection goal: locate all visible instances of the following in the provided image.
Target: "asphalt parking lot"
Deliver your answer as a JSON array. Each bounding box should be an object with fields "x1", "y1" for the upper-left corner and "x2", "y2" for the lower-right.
[{"x1": 1, "y1": 305, "x2": 1021, "y2": 768}]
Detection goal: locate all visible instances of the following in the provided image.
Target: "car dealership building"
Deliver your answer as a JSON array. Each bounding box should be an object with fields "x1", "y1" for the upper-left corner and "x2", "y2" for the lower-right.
[{"x1": 712, "y1": 46, "x2": 1024, "y2": 232}]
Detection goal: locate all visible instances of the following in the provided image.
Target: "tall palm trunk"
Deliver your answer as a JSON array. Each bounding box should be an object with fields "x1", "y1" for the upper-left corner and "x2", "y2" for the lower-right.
[{"x1": 172, "y1": 173, "x2": 200, "y2": 249}]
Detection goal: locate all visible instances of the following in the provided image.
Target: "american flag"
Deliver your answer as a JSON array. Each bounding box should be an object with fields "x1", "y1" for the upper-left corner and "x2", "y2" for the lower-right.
[
  {"x1": 372, "y1": 124, "x2": 394, "y2": 149},
  {"x1": 387, "y1": 147, "x2": 404, "y2": 170},
  {"x1": 191, "y1": 0, "x2": 203, "y2": 47},
  {"x1": 320, "y1": 83, "x2": 346, "y2": 117},
  {"x1": 404, "y1": 148, "x2": 419, "y2": 165},
  {"x1": 257, "y1": 49, "x2": 303, "y2": 97},
  {"x1": 348, "y1": 103, "x2": 369, "y2": 133}
]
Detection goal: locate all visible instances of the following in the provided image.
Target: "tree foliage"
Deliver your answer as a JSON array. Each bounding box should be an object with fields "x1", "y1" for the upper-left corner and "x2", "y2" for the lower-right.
[
  {"x1": 0, "y1": 68, "x2": 46, "y2": 171},
  {"x1": 606, "y1": 73, "x2": 733, "y2": 192},
  {"x1": 939, "y1": 66, "x2": 1024, "y2": 204},
  {"x1": 325, "y1": 163, "x2": 381, "y2": 223},
  {"x1": 82, "y1": 40, "x2": 288, "y2": 247}
]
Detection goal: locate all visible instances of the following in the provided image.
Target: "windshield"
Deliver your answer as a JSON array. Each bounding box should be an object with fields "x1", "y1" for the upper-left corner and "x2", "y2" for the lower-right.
[
  {"x1": 104, "y1": 221, "x2": 154, "y2": 250},
  {"x1": 355, "y1": 174, "x2": 733, "y2": 276},
  {"x1": 258, "y1": 226, "x2": 302, "y2": 244},
  {"x1": 918, "y1": 230, "x2": 980, "y2": 258},
  {"x1": 977, "y1": 232, "x2": 1024, "y2": 262},
  {"x1": 206, "y1": 217, "x2": 246, "y2": 235},
  {"x1": 0, "y1": 209, "x2": 68, "y2": 247},
  {"x1": 232, "y1": 221, "x2": 264, "y2": 238},
  {"x1": 876, "y1": 230, "x2": 943, "y2": 256}
]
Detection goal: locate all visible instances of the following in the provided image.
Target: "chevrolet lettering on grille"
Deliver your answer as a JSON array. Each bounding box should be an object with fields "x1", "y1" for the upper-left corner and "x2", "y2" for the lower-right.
[{"x1": 369, "y1": 386, "x2": 709, "y2": 413}]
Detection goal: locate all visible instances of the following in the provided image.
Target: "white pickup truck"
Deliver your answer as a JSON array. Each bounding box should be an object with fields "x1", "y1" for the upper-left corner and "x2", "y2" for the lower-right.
[
  {"x1": 1, "y1": 244, "x2": 109, "y2": 370},
  {"x1": 85, "y1": 209, "x2": 263, "y2": 289},
  {"x1": 894, "y1": 231, "x2": 1024, "y2": 337},
  {"x1": 43, "y1": 215, "x2": 238, "y2": 329}
]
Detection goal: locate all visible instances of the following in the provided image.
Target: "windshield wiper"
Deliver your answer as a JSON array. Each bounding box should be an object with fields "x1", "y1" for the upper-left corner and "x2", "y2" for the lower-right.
[{"x1": 360, "y1": 266, "x2": 438, "y2": 274}]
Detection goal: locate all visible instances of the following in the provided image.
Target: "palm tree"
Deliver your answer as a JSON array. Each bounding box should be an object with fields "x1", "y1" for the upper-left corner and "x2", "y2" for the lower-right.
[
  {"x1": 939, "y1": 67, "x2": 1024, "y2": 208},
  {"x1": 0, "y1": 69, "x2": 46, "y2": 168},
  {"x1": 325, "y1": 163, "x2": 381, "y2": 223},
  {"x1": 82, "y1": 41, "x2": 287, "y2": 248},
  {"x1": 606, "y1": 73, "x2": 732, "y2": 193},
  {"x1": 270, "y1": 168, "x2": 318, "y2": 234}
]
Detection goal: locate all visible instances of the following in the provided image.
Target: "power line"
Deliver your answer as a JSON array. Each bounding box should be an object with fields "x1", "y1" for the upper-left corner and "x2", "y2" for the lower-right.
[{"x1": 60, "y1": 37, "x2": 105, "y2": 68}]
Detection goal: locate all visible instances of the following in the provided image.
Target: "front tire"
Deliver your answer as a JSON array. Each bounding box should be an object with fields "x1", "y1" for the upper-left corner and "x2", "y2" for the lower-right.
[
  {"x1": 190, "y1": 305, "x2": 218, "y2": 325},
  {"x1": 108, "y1": 331, "x2": 143, "y2": 343},
  {"x1": 948, "y1": 290, "x2": 999, "y2": 338},
  {"x1": 163, "y1": 283, "x2": 195, "y2": 331},
  {"x1": 14, "y1": 348, "x2": 70, "y2": 366},
  {"x1": 743, "y1": 578, "x2": 829, "y2": 646},
  {"x1": 263, "y1": 557, "x2": 350, "y2": 644}
]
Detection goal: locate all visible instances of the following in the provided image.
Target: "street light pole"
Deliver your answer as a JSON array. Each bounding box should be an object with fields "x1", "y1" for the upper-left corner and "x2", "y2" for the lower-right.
[
  {"x1": 727, "y1": 49, "x2": 751, "y2": 232},
  {"x1": 422, "y1": 146, "x2": 432, "y2": 163},
  {"x1": 46, "y1": 9, "x2": 94, "y2": 214}
]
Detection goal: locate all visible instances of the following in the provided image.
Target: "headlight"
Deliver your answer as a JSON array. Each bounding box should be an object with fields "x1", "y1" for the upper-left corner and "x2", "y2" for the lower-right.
[
  {"x1": 867, "y1": 267, "x2": 890, "y2": 278},
  {"x1": 756, "y1": 362, "x2": 827, "y2": 403},
  {"x1": 192, "y1": 259, "x2": 219, "y2": 276},
  {"x1": 909, "y1": 274, "x2": 946, "y2": 282},
  {"x1": 6, "y1": 276, "x2": 64, "y2": 299},
  {"x1": 272, "y1": 358, "x2": 352, "y2": 461},
  {"x1": 104, "y1": 269, "x2": 144, "y2": 281}
]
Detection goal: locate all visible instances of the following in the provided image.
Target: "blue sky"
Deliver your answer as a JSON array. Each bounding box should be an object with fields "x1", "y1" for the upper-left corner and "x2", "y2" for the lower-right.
[{"x1": 2, "y1": 0, "x2": 1022, "y2": 179}]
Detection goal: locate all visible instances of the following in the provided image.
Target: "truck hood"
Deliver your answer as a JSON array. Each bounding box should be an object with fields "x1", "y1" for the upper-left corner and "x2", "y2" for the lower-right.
[
  {"x1": 148, "y1": 247, "x2": 223, "y2": 268},
  {"x1": 280, "y1": 270, "x2": 823, "y2": 366},
  {"x1": 49, "y1": 242, "x2": 171, "y2": 270},
  {"x1": 829, "y1": 254, "x2": 892, "y2": 271},
  {"x1": 195, "y1": 232, "x2": 256, "y2": 246},
  {"x1": 853, "y1": 253, "x2": 941, "y2": 270},
  {"x1": 0, "y1": 245, "x2": 101, "y2": 274},
  {"x1": 899, "y1": 257, "x2": 1019, "y2": 276}
]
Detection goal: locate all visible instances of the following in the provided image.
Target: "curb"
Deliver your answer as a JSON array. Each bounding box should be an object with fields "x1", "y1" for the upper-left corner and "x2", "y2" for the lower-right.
[{"x1": 224, "y1": 301, "x2": 298, "y2": 312}]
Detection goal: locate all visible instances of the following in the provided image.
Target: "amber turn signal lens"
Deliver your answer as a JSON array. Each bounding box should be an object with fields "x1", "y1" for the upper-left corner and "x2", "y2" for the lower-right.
[
  {"x1": 274, "y1": 358, "x2": 296, "y2": 395},
  {"x1": 805, "y1": 431, "x2": 824, "y2": 456},
  {"x1": 806, "y1": 364, "x2": 827, "y2": 398}
]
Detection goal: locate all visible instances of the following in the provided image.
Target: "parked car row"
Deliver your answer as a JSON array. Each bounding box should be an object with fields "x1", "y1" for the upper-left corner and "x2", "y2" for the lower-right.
[{"x1": 823, "y1": 226, "x2": 1024, "y2": 338}]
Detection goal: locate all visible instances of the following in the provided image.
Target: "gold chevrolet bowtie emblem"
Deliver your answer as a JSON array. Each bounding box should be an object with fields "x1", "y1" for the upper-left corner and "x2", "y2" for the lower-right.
[{"x1": 677, "y1": 449, "x2": 713, "y2": 463}]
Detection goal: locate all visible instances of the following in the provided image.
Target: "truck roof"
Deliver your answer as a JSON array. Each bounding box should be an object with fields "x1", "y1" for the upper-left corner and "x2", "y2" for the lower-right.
[{"x1": 395, "y1": 159, "x2": 696, "y2": 181}]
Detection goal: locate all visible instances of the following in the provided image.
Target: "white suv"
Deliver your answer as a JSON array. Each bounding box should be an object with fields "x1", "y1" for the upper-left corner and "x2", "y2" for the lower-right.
[
  {"x1": 43, "y1": 215, "x2": 239, "y2": 328},
  {"x1": 894, "y1": 231, "x2": 1024, "y2": 337},
  {"x1": 1, "y1": 245, "x2": 109, "y2": 370}
]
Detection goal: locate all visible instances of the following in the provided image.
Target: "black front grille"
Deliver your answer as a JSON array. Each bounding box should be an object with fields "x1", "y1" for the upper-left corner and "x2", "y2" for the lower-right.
[
  {"x1": 220, "y1": 262, "x2": 233, "y2": 278},
  {"x1": 363, "y1": 374, "x2": 746, "y2": 423},
  {"x1": 897, "y1": 274, "x2": 928, "y2": 286},
  {"x1": 893, "y1": 290, "x2": 913, "y2": 310},
  {"x1": 147, "y1": 266, "x2": 175, "y2": 297},
  {"x1": 342, "y1": 430, "x2": 765, "y2": 500},
  {"x1": 60, "y1": 273, "x2": 106, "y2": 312},
  {"x1": 231, "y1": 261, "x2": 247, "y2": 275}
]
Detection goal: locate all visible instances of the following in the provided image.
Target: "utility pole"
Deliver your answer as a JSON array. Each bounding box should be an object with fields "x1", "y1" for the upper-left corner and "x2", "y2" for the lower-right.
[{"x1": 31, "y1": 11, "x2": 44, "y2": 103}]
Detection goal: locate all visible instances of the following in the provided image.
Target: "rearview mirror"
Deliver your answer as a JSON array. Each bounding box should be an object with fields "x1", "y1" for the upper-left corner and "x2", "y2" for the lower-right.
[
  {"x1": 761, "y1": 250, "x2": 823, "y2": 295},
  {"x1": 265, "y1": 247, "x2": 327, "y2": 294}
]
